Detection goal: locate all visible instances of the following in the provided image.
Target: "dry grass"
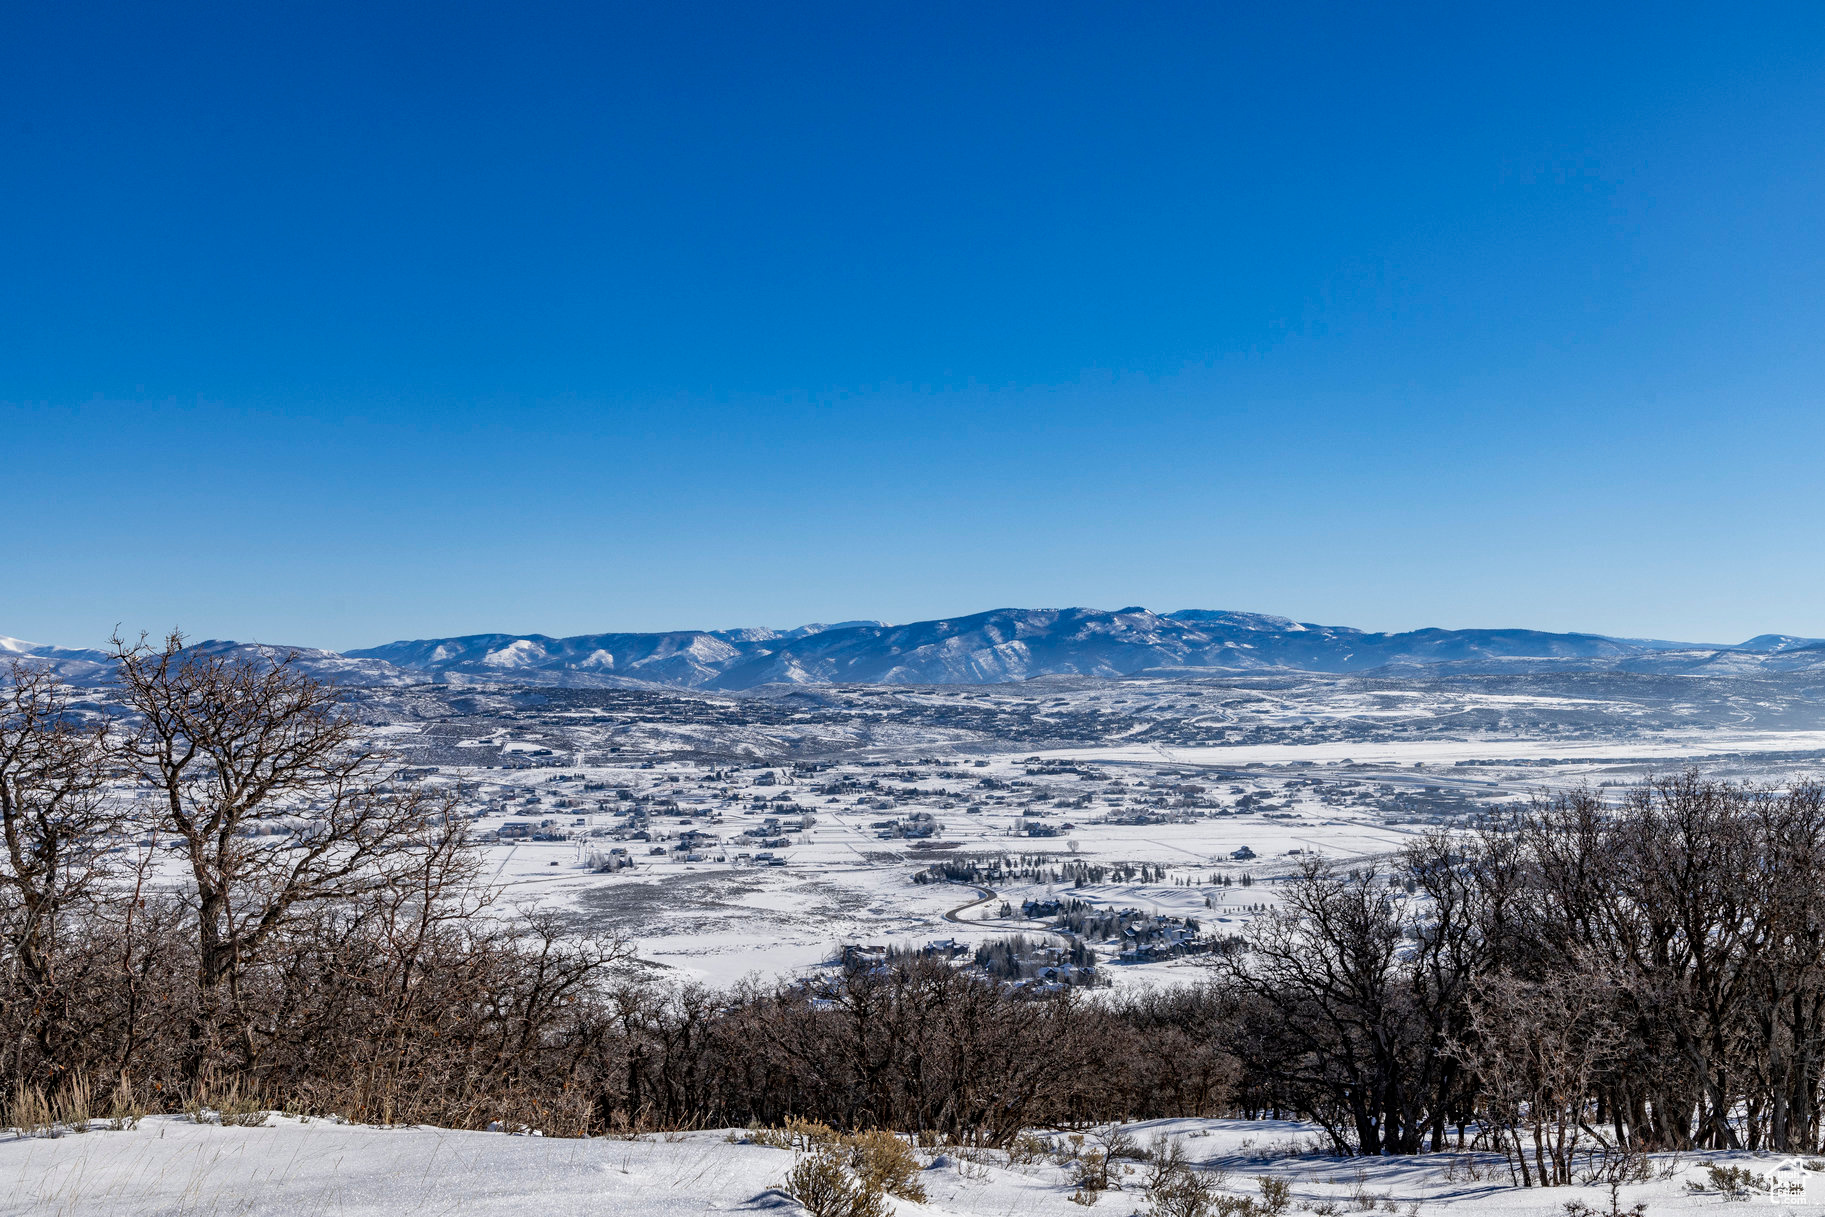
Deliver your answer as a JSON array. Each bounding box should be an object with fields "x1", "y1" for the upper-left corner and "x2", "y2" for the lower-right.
[
  {"x1": 5, "y1": 1082, "x2": 53, "y2": 1135},
  {"x1": 2, "y1": 1077, "x2": 111, "y2": 1136},
  {"x1": 184, "y1": 1076, "x2": 270, "y2": 1128},
  {"x1": 103, "y1": 1079, "x2": 147, "y2": 1131}
]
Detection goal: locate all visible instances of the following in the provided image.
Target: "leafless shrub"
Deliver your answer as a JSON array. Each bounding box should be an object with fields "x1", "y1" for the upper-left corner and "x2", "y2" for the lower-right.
[
  {"x1": 784, "y1": 1144, "x2": 891, "y2": 1217},
  {"x1": 1255, "y1": 1176, "x2": 1292, "y2": 1216}
]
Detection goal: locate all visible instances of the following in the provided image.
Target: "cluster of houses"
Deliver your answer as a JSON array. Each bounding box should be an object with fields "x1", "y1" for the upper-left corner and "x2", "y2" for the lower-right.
[
  {"x1": 870, "y1": 810, "x2": 942, "y2": 840},
  {"x1": 1111, "y1": 917, "x2": 1207, "y2": 963},
  {"x1": 825, "y1": 895, "x2": 1217, "y2": 993},
  {"x1": 834, "y1": 936, "x2": 1098, "y2": 992},
  {"x1": 495, "y1": 817, "x2": 573, "y2": 841},
  {"x1": 737, "y1": 813, "x2": 805, "y2": 846},
  {"x1": 670, "y1": 828, "x2": 721, "y2": 862},
  {"x1": 974, "y1": 936, "x2": 1101, "y2": 988},
  {"x1": 584, "y1": 846, "x2": 635, "y2": 872},
  {"x1": 1020, "y1": 896, "x2": 1217, "y2": 964},
  {"x1": 469, "y1": 765, "x2": 831, "y2": 869},
  {"x1": 1012, "y1": 817, "x2": 1064, "y2": 837}
]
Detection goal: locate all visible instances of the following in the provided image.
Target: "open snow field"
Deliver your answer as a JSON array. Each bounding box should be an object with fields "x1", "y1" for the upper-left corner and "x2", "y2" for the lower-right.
[
  {"x1": 1062, "y1": 728, "x2": 1825, "y2": 766},
  {"x1": 0, "y1": 1116, "x2": 1807, "y2": 1216}
]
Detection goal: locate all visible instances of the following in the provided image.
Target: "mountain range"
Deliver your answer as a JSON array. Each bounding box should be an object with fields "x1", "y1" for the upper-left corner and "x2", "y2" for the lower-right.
[{"x1": 8, "y1": 608, "x2": 1825, "y2": 691}]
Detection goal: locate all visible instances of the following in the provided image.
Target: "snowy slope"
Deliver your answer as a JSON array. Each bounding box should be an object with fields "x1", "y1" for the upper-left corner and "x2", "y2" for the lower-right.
[
  {"x1": 0, "y1": 1115, "x2": 1797, "y2": 1217},
  {"x1": 0, "y1": 637, "x2": 116, "y2": 684}
]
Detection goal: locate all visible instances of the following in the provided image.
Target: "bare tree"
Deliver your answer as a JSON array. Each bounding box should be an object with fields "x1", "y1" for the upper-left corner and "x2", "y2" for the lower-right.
[
  {"x1": 1454, "y1": 965, "x2": 1623, "y2": 1186},
  {"x1": 1213, "y1": 858, "x2": 1443, "y2": 1154},
  {"x1": 111, "y1": 631, "x2": 446, "y2": 1074},
  {"x1": 0, "y1": 660, "x2": 116, "y2": 1072}
]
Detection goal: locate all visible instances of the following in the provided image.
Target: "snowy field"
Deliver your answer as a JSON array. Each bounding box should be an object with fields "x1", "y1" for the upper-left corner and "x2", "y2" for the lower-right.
[
  {"x1": 463, "y1": 748, "x2": 1429, "y2": 988},
  {"x1": 1056, "y1": 729, "x2": 1825, "y2": 766},
  {"x1": 0, "y1": 1115, "x2": 1806, "y2": 1216},
  {"x1": 309, "y1": 671, "x2": 1825, "y2": 990}
]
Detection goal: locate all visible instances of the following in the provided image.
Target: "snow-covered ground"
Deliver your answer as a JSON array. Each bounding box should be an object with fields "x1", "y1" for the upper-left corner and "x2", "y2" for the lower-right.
[
  {"x1": 465, "y1": 751, "x2": 1406, "y2": 987},
  {"x1": 116, "y1": 666, "x2": 1825, "y2": 993},
  {"x1": 0, "y1": 1115, "x2": 1803, "y2": 1216},
  {"x1": 322, "y1": 688, "x2": 1825, "y2": 990},
  {"x1": 1052, "y1": 729, "x2": 1825, "y2": 766}
]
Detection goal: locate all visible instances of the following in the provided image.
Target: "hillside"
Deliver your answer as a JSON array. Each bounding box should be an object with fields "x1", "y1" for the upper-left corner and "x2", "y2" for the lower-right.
[{"x1": 0, "y1": 1115, "x2": 1764, "y2": 1217}]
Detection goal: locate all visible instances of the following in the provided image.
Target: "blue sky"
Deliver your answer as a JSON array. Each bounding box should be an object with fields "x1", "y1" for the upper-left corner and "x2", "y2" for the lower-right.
[{"x1": 4, "y1": 3, "x2": 1823, "y2": 650}]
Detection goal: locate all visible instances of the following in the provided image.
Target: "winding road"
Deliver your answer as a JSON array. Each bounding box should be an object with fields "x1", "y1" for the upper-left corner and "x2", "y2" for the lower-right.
[
  {"x1": 942, "y1": 883, "x2": 997, "y2": 924},
  {"x1": 938, "y1": 882, "x2": 1077, "y2": 947}
]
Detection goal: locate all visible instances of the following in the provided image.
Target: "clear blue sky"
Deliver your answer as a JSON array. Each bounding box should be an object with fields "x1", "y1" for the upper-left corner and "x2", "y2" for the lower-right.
[{"x1": 4, "y1": 3, "x2": 1823, "y2": 651}]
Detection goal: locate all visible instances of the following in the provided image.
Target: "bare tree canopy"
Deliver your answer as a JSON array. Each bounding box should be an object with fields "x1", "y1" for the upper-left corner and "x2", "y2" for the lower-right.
[
  {"x1": 0, "y1": 659, "x2": 115, "y2": 1068},
  {"x1": 111, "y1": 632, "x2": 459, "y2": 1071}
]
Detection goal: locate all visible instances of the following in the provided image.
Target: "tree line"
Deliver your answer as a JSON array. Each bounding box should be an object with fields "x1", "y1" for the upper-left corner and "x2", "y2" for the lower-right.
[
  {"x1": 6, "y1": 638, "x2": 1825, "y2": 1178},
  {"x1": 1209, "y1": 771, "x2": 1825, "y2": 1179}
]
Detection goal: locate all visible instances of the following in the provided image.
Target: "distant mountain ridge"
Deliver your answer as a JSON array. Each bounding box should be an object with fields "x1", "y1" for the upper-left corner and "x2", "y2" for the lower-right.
[
  {"x1": 0, "y1": 635, "x2": 421, "y2": 689},
  {"x1": 9, "y1": 610, "x2": 1825, "y2": 690},
  {"x1": 344, "y1": 608, "x2": 1825, "y2": 688}
]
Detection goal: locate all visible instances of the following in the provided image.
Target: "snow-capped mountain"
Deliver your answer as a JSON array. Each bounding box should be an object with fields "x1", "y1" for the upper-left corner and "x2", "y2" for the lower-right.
[
  {"x1": 11, "y1": 609, "x2": 1825, "y2": 691},
  {"x1": 341, "y1": 607, "x2": 1817, "y2": 689},
  {"x1": 0, "y1": 636, "x2": 117, "y2": 685},
  {"x1": 0, "y1": 636, "x2": 416, "y2": 688}
]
